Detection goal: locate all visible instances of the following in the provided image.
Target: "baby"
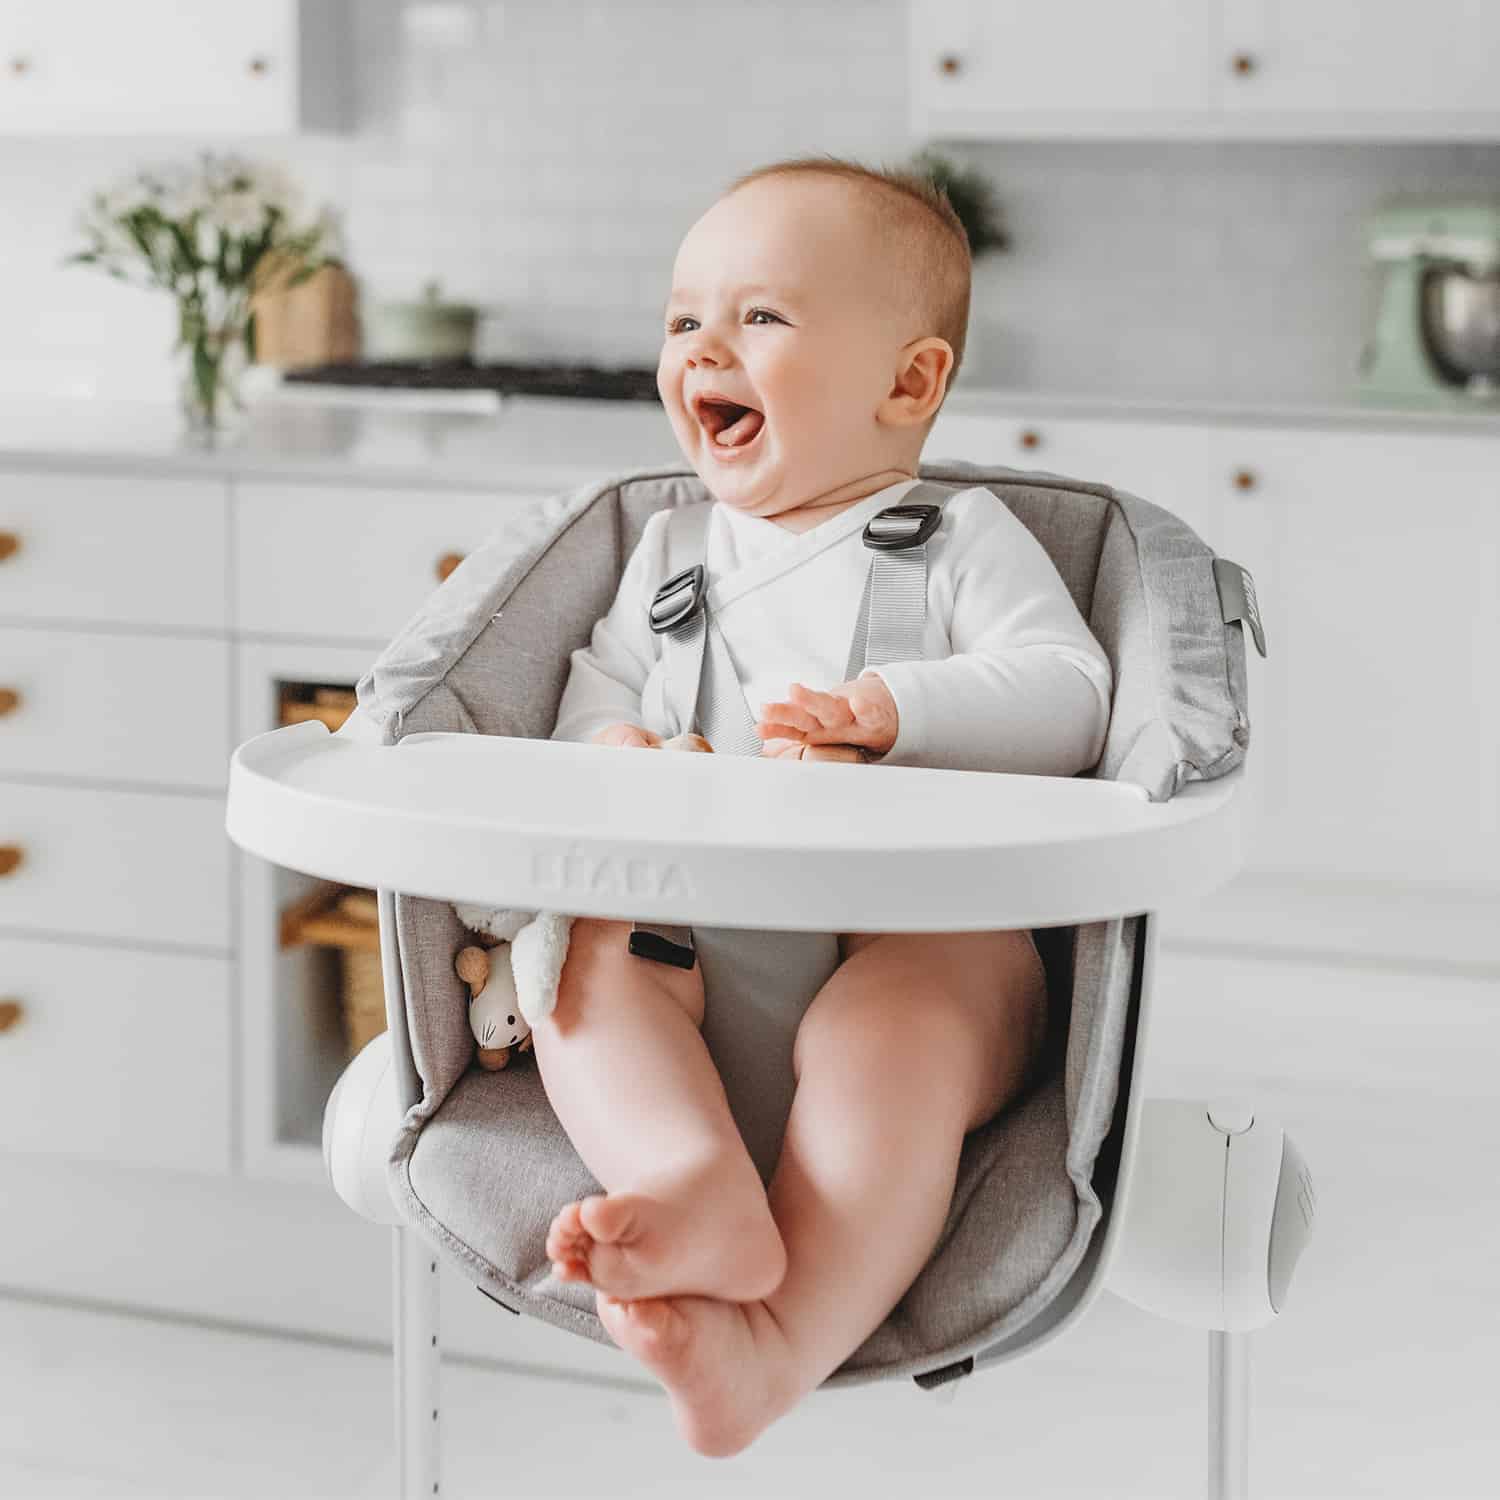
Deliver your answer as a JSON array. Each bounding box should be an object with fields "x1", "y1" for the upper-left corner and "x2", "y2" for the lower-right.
[{"x1": 532, "y1": 157, "x2": 1113, "y2": 1457}]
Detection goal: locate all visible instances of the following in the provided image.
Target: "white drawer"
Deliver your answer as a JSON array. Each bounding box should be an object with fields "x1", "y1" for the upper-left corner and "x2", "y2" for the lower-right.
[
  {"x1": 927, "y1": 412, "x2": 1245, "y2": 545},
  {"x1": 0, "y1": 627, "x2": 230, "y2": 789},
  {"x1": 0, "y1": 470, "x2": 230, "y2": 630},
  {"x1": 0, "y1": 935, "x2": 230, "y2": 1173},
  {"x1": 0, "y1": 783, "x2": 230, "y2": 949},
  {"x1": 235, "y1": 484, "x2": 539, "y2": 643}
]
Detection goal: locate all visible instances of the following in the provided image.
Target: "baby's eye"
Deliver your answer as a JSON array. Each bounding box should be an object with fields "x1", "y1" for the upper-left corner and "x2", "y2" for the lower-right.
[
  {"x1": 747, "y1": 308, "x2": 783, "y2": 325},
  {"x1": 666, "y1": 315, "x2": 698, "y2": 335}
]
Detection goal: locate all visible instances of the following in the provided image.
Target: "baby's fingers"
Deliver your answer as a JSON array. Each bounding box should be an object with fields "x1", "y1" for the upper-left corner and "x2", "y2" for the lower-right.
[
  {"x1": 788, "y1": 682, "x2": 857, "y2": 732},
  {"x1": 757, "y1": 699, "x2": 821, "y2": 739}
]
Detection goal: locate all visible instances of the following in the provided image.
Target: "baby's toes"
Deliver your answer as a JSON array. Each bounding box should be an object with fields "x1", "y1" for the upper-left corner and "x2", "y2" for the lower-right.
[
  {"x1": 546, "y1": 1201, "x2": 590, "y2": 1260},
  {"x1": 577, "y1": 1192, "x2": 640, "y2": 1248}
]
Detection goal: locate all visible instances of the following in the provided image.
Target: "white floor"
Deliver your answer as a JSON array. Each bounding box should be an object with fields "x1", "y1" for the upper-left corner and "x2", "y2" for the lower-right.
[
  {"x1": 4, "y1": 942, "x2": 1499, "y2": 1498},
  {"x1": 3, "y1": 1110, "x2": 1497, "y2": 1499}
]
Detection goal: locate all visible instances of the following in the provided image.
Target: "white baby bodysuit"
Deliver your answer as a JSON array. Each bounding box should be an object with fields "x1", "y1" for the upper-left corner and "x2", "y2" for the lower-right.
[{"x1": 550, "y1": 477, "x2": 1113, "y2": 776}]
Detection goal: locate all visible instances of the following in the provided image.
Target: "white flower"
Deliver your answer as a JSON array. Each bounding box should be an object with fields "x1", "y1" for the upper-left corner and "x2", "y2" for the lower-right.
[
  {"x1": 195, "y1": 215, "x2": 222, "y2": 262},
  {"x1": 102, "y1": 181, "x2": 150, "y2": 222},
  {"x1": 252, "y1": 163, "x2": 305, "y2": 225},
  {"x1": 215, "y1": 190, "x2": 267, "y2": 237},
  {"x1": 154, "y1": 162, "x2": 211, "y2": 224}
]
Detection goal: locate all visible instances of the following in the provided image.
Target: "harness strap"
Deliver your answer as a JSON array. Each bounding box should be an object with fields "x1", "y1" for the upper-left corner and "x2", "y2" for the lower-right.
[
  {"x1": 654, "y1": 500, "x2": 763, "y2": 756},
  {"x1": 843, "y1": 480, "x2": 949, "y2": 679}
]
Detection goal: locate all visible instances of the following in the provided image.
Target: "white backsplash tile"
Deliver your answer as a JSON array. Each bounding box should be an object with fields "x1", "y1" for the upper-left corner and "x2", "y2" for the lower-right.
[{"x1": 2, "y1": 0, "x2": 1498, "y2": 404}]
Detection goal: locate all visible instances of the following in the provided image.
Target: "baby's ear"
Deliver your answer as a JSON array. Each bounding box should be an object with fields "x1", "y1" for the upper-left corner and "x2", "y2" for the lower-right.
[{"x1": 880, "y1": 337, "x2": 952, "y2": 427}]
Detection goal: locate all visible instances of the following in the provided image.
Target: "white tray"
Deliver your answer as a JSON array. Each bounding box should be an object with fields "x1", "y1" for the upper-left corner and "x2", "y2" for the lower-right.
[{"x1": 226, "y1": 723, "x2": 1243, "y2": 932}]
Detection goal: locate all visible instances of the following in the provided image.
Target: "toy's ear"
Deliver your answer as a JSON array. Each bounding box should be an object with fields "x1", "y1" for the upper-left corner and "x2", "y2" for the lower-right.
[{"x1": 455, "y1": 945, "x2": 491, "y2": 989}]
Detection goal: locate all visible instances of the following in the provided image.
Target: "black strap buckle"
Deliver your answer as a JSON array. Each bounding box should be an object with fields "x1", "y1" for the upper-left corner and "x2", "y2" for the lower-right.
[
  {"x1": 862, "y1": 503, "x2": 942, "y2": 552},
  {"x1": 648, "y1": 564, "x2": 706, "y2": 634},
  {"x1": 628, "y1": 924, "x2": 697, "y2": 970}
]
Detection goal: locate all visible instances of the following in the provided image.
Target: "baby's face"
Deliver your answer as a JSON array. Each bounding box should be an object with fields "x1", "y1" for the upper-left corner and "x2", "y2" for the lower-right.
[{"x1": 658, "y1": 176, "x2": 922, "y2": 522}]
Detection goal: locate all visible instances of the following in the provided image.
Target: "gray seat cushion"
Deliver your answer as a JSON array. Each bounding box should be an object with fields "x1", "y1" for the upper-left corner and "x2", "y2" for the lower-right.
[{"x1": 357, "y1": 463, "x2": 1249, "y2": 1387}]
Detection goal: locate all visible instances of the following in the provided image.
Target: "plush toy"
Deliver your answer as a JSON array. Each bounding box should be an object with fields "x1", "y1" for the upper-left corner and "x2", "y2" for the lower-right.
[
  {"x1": 454, "y1": 940, "x2": 535, "y2": 1071},
  {"x1": 453, "y1": 732, "x2": 713, "y2": 1067},
  {"x1": 453, "y1": 907, "x2": 575, "y2": 1071}
]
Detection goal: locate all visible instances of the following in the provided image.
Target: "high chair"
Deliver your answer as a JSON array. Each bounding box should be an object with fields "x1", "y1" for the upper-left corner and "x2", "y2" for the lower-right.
[{"x1": 225, "y1": 459, "x2": 1312, "y2": 1500}]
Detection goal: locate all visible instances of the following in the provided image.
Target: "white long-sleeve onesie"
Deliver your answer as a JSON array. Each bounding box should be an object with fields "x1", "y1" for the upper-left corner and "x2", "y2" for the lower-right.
[{"x1": 551, "y1": 478, "x2": 1114, "y2": 776}]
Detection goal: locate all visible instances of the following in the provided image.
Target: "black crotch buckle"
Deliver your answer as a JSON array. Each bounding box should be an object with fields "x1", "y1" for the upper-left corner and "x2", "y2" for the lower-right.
[
  {"x1": 628, "y1": 924, "x2": 697, "y2": 970},
  {"x1": 649, "y1": 564, "x2": 707, "y2": 634},
  {"x1": 862, "y1": 503, "x2": 942, "y2": 551}
]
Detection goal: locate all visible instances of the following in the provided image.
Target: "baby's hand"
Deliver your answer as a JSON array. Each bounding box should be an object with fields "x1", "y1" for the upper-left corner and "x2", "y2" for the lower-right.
[
  {"x1": 757, "y1": 676, "x2": 899, "y2": 761},
  {"x1": 593, "y1": 722, "x2": 662, "y2": 749}
]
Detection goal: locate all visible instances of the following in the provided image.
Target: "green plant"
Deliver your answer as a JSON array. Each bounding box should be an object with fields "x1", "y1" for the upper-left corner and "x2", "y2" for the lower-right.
[
  {"x1": 911, "y1": 149, "x2": 1009, "y2": 255},
  {"x1": 66, "y1": 154, "x2": 332, "y2": 431}
]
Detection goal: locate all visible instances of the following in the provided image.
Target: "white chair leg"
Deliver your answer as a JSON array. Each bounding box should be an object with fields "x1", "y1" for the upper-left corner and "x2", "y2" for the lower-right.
[
  {"x1": 393, "y1": 1226, "x2": 442, "y2": 1499},
  {"x1": 1207, "y1": 1329, "x2": 1250, "y2": 1500}
]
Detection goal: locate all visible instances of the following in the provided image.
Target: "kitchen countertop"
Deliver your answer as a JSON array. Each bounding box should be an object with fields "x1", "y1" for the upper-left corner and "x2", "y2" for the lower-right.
[{"x1": 0, "y1": 384, "x2": 1496, "y2": 492}]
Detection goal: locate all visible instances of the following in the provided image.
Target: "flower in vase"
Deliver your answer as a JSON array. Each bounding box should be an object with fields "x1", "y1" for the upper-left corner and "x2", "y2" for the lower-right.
[{"x1": 66, "y1": 153, "x2": 335, "y2": 437}]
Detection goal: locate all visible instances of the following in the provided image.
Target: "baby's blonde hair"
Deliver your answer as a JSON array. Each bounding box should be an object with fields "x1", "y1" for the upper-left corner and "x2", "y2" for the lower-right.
[{"x1": 724, "y1": 154, "x2": 973, "y2": 386}]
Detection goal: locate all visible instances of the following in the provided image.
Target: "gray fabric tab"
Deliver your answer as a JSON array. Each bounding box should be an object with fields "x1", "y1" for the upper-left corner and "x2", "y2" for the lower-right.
[{"x1": 1212, "y1": 556, "x2": 1267, "y2": 658}]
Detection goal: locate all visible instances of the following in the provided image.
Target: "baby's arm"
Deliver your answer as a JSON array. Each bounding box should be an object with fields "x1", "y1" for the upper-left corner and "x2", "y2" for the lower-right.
[
  {"x1": 550, "y1": 510, "x2": 670, "y2": 746},
  {"x1": 761, "y1": 498, "x2": 1110, "y2": 774},
  {"x1": 866, "y1": 492, "x2": 1112, "y2": 774}
]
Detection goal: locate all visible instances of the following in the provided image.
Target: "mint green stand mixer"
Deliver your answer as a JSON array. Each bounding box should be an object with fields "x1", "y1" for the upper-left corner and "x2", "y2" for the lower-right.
[{"x1": 1358, "y1": 198, "x2": 1500, "y2": 410}]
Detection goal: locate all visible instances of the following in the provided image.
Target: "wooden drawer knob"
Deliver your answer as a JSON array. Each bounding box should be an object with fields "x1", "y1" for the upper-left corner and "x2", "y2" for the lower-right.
[
  {"x1": 0, "y1": 532, "x2": 20, "y2": 561},
  {"x1": 0, "y1": 689, "x2": 19, "y2": 717},
  {"x1": 1018, "y1": 428, "x2": 1042, "y2": 450},
  {"x1": 0, "y1": 999, "x2": 23, "y2": 1032},
  {"x1": 1232, "y1": 468, "x2": 1258, "y2": 492},
  {"x1": 435, "y1": 552, "x2": 465, "y2": 583},
  {"x1": 1231, "y1": 52, "x2": 1256, "y2": 76},
  {"x1": 0, "y1": 845, "x2": 24, "y2": 877},
  {"x1": 937, "y1": 53, "x2": 962, "y2": 77},
  {"x1": 248, "y1": 55, "x2": 271, "y2": 76},
  {"x1": 9, "y1": 56, "x2": 31, "y2": 77}
]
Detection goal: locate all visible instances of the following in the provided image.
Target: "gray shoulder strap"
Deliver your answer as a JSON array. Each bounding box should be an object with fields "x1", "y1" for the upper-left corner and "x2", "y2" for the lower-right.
[
  {"x1": 844, "y1": 479, "x2": 951, "y2": 680},
  {"x1": 651, "y1": 500, "x2": 762, "y2": 755},
  {"x1": 662, "y1": 499, "x2": 714, "y2": 580}
]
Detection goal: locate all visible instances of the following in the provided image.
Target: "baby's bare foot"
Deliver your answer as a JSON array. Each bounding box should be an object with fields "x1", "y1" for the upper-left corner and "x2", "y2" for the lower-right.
[
  {"x1": 595, "y1": 1290, "x2": 798, "y2": 1458},
  {"x1": 545, "y1": 1165, "x2": 785, "y2": 1302}
]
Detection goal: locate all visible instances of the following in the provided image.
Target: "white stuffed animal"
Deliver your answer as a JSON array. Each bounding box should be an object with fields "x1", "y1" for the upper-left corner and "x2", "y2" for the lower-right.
[{"x1": 453, "y1": 905, "x2": 574, "y2": 1070}]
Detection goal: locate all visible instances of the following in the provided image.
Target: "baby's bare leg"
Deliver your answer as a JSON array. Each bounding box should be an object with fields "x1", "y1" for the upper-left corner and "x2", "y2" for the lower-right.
[
  {"x1": 531, "y1": 917, "x2": 785, "y2": 1302},
  {"x1": 761, "y1": 929, "x2": 1047, "y2": 1390},
  {"x1": 591, "y1": 928, "x2": 1047, "y2": 1458}
]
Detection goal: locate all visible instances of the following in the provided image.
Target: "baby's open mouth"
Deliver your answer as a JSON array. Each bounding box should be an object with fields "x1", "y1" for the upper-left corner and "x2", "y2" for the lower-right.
[{"x1": 694, "y1": 394, "x2": 766, "y2": 449}]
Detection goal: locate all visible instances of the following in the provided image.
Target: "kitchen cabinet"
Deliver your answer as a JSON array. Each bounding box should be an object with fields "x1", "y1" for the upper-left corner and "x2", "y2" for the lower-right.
[
  {"x1": 0, "y1": 471, "x2": 229, "y2": 631},
  {"x1": 234, "y1": 484, "x2": 538, "y2": 645},
  {"x1": 0, "y1": 0, "x2": 349, "y2": 137},
  {"x1": 909, "y1": 0, "x2": 1221, "y2": 125},
  {"x1": 1225, "y1": 427, "x2": 1500, "y2": 888},
  {"x1": 1220, "y1": 0, "x2": 1500, "y2": 132},
  {"x1": 233, "y1": 638, "x2": 392, "y2": 1186},
  {"x1": 0, "y1": 938, "x2": 232, "y2": 1173},
  {"x1": 911, "y1": 0, "x2": 1500, "y2": 140}
]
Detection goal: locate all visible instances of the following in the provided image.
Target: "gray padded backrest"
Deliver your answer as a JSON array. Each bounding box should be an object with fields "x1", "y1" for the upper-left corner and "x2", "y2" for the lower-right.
[
  {"x1": 356, "y1": 462, "x2": 1250, "y2": 1387},
  {"x1": 360, "y1": 461, "x2": 1247, "y2": 802}
]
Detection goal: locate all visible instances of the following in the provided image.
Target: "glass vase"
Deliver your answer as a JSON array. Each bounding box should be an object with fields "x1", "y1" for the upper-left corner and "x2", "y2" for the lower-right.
[{"x1": 175, "y1": 305, "x2": 251, "y2": 442}]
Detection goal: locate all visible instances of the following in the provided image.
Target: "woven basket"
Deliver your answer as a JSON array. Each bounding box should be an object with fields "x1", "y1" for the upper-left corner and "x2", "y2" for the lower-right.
[{"x1": 340, "y1": 946, "x2": 387, "y2": 1054}]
